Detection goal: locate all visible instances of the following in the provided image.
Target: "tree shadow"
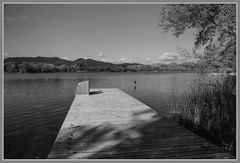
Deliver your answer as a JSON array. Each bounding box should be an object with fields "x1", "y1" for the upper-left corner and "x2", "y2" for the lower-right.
[{"x1": 48, "y1": 109, "x2": 234, "y2": 159}]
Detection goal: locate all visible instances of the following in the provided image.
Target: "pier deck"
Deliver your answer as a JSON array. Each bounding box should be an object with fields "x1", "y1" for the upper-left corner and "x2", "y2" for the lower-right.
[{"x1": 48, "y1": 88, "x2": 234, "y2": 159}]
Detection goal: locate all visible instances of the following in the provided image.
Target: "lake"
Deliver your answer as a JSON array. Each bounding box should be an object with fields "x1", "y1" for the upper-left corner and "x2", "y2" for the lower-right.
[{"x1": 4, "y1": 72, "x2": 196, "y2": 159}]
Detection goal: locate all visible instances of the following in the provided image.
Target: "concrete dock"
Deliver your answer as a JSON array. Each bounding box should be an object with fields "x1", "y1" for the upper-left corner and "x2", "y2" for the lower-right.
[{"x1": 48, "y1": 88, "x2": 234, "y2": 159}]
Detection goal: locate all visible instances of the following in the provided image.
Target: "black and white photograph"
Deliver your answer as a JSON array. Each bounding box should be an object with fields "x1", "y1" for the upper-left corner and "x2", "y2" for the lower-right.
[{"x1": 2, "y1": 2, "x2": 238, "y2": 160}]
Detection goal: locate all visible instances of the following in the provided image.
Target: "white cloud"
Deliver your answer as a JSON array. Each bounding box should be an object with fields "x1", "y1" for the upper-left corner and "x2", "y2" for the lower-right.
[
  {"x1": 146, "y1": 57, "x2": 152, "y2": 61},
  {"x1": 120, "y1": 57, "x2": 127, "y2": 61},
  {"x1": 160, "y1": 52, "x2": 179, "y2": 61},
  {"x1": 120, "y1": 57, "x2": 132, "y2": 63},
  {"x1": 96, "y1": 52, "x2": 103, "y2": 57},
  {"x1": 4, "y1": 53, "x2": 9, "y2": 58},
  {"x1": 142, "y1": 57, "x2": 159, "y2": 64},
  {"x1": 159, "y1": 52, "x2": 196, "y2": 64},
  {"x1": 84, "y1": 57, "x2": 88, "y2": 60},
  {"x1": 96, "y1": 52, "x2": 113, "y2": 62},
  {"x1": 63, "y1": 57, "x2": 69, "y2": 60},
  {"x1": 100, "y1": 58, "x2": 111, "y2": 62},
  {"x1": 100, "y1": 58, "x2": 105, "y2": 61}
]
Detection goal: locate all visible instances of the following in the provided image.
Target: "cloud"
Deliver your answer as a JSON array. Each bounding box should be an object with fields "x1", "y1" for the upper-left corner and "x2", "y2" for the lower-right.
[
  {"x1": 120, "y1": 57, "x2": 132, "y2": 63},
  {"x1": 160, "y1": 52, "x2": 179, "y2": 62},
  {"x1": 4, "y1": 52, "x2": 9, "y2": 58},
  {"x1": 96, "y1": 52, "x2": 103, "y2": 57},
  {"x1": 146, "y1": 57, "x2": 152, "y2": 61},
  {"x1": 120, "y1": 57, "x2": 127, "y2": 61},
  {"x1": 63, "y1": 57, "x2": 69, "y2": 60},
  {"x1": 159, "y1": 52, "x2": 196, "y2": 64},
  {"x1": 96, "y1": 52, "x2": 112, "y2": 62},
  {"x1": 142, "y1": 57, "x2": 158, "y2": 64},
  {"x1": 100, "y1": 58, "x2": 112, "y2": 62}
]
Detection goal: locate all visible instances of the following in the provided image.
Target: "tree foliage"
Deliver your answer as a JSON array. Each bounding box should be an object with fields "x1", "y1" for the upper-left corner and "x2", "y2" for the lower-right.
[{"x1": 159, "y1": 4, "x2": 236, "y2": 71}]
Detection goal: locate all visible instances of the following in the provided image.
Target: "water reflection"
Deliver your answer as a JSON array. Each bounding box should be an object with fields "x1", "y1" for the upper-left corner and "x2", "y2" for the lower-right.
[{"x1": 134, "y1": 85, "x2": 136, "y2": 92}]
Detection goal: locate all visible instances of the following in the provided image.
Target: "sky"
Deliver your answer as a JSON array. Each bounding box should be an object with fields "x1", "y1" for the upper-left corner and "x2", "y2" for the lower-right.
[{"x1": 4, "y1": 4, "x2": 195, "y2": 64}]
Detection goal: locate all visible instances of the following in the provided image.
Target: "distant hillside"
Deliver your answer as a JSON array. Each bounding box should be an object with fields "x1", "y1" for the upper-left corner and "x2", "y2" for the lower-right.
[
  {"x1": 117, "y1": 63, "x2": 143, "y2": 67},
  {"x1": 73, "y1": 58, "x2": 115, "y2": 67},
  {"x1": 4, "y1": 56, "x2": 71, "y2": 66},
  {"x1": 4, "y1": 56, "x2": 197, "y2": 73}
]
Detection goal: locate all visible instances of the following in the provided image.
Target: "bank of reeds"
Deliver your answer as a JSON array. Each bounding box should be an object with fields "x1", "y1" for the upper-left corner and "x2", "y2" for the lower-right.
[{"x1": 171, "y1": 75, "x2": 236, "y2": 156}]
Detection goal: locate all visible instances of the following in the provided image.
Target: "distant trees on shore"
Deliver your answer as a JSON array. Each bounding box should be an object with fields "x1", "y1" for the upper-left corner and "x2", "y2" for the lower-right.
[{"x1": 4, "y1": 61, "x2": 197, "y2": 73}]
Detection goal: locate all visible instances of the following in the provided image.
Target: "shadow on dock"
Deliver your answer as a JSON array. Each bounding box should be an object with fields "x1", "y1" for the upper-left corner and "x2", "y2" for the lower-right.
[
  {"x1": 48, "y1": 110, "x2": 233, "y2": 159},
  {"x1": 89, "y1": 91, "x2": 103, "y2": 95}
]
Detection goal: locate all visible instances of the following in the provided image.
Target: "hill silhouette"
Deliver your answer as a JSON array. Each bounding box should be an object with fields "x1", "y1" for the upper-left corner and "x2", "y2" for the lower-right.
[{"x1": 4, "y1": 56, "x2": 197, "y2": 73}]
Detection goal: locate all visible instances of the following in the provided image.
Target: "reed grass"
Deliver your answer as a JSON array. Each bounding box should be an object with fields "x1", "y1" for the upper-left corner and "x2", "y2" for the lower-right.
[{"x1": 171, "y1": 75, "x2": 236, "y2": 156}]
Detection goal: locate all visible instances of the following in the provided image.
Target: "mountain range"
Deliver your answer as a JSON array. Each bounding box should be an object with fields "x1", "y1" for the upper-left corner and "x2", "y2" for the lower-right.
[{"x1": 4, "y1": 56, "x2": 197, "y2": 73}]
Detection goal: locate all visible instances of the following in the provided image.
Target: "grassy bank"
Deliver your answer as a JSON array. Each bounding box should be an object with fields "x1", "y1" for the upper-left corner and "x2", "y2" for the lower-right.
[{"x1": 171, "y1": 75, "x2": 236, "y2": 156}]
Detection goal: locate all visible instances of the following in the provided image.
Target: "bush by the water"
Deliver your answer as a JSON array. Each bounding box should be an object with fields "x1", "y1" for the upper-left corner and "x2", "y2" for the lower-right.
[{"x1": 171, "y1": 75, "x2": 236, "y2": 156}]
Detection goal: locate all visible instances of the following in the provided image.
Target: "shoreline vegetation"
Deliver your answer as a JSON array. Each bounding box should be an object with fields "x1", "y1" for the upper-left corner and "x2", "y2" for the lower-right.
[
  {"x1": 4, "y1": 56, "x2": 199, "y2": 73},
  {"x1": 171, "y1": 75, "x2": 236, "y2": 156},
  {"x1": 159, "y1": 4, "x2": 236, "y2": 157}
]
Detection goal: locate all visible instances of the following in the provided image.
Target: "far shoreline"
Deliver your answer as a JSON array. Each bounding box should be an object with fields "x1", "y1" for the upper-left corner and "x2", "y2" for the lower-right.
[{"x1": 4, "y1": 71, "x2": 197, "y2": 74}]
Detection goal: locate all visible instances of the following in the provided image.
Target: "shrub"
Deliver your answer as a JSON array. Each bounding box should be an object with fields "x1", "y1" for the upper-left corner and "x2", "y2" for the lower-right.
[{"x1": 171, "y1": 75, "x2": 236, "y2": 155}]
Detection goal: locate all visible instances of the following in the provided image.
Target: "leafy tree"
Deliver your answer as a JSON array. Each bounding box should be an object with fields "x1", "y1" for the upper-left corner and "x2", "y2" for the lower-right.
[
  {"x1": 57, "y1": 64, "x2": 69, "y2": 72},
  {"x1": 5, "y1": 62, "x2": 19, "y2": 72},
  {"x1": 159, "y1": 4, "x2": 236, "y2": 71}
]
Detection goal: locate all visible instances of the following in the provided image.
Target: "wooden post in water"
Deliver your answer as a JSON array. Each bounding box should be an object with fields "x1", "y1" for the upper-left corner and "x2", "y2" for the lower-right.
[{"x1": 75, "y1": 80, "x2": 89, "y2": 95}]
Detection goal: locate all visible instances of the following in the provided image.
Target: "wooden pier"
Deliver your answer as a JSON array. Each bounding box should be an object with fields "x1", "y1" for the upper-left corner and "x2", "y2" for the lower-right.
[{"x1": 48, "y1": 87, "x2": 234, "y2": 159}]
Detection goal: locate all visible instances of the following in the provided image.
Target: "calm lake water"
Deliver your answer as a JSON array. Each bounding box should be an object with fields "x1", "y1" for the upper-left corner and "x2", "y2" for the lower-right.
[{"x1": 4, "y1": 72, "x2": 196, "y2": 159}]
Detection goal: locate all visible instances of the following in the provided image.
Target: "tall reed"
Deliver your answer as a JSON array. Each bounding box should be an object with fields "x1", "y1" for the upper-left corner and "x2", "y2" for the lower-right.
[{"x1": 171, "y1": 75, "x2": 236, "y2": 156}]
